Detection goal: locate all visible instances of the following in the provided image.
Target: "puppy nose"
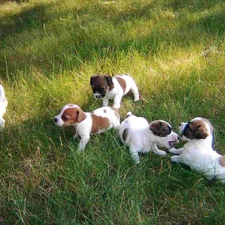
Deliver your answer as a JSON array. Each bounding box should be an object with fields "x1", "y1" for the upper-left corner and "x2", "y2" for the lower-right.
[
  {"x1": 54, "y1": 117, "x2": 58, "y2": 123},
  {"x1": 177, "y1": 136, "x2": 180, "y2": 140}
]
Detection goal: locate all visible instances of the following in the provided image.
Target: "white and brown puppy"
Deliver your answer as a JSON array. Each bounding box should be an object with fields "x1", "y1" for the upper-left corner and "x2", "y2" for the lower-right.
[
  {"x1": 54, "y1": 104, "x2": 120, "y2": 151},
  {"x1": 0, "y1": 85, "x2": 8, "y2": 130},
  {"x1": 119, "y1": 112, "x2": 179, "y2": 164},
  {"x1": 90, "y1": 74, "x2": 139, "y2": 109},
  {"x1": 170, "y1": 117, "x2": 225, "y2": 183}
]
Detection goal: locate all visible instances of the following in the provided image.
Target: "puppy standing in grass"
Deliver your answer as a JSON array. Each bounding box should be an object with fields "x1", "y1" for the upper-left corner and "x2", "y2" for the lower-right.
[
  {"x1": 170, "y1": 117, "x2": 225, "y2": 183},
  {"x1": 119, "y1": 112, "x2": 179, "y2": 164},
  {"x1": 54, "y1": 104, "x2": 120, "y2": 151},
  {"x1": 90, "y1": 74, "x2": 140, "y2": 108},
  {"x1": 0, "y1": 85, "x2": 8, "y2": 130}
]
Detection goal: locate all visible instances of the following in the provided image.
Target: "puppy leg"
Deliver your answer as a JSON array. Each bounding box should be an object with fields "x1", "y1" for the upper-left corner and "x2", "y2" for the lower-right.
[
  {"x1": 73, "y1": 127, "x2": 78, "y2": 139},
  {"x1": 77, "y1": 135, "x2": 90, "y2": 151},
  {"x1": 103, "y1": 98, "x2": 109, "y2": 107},
  {"x1": 131, "y1": 84, "x2": 139, "y2": 102},
  {"x1": 113, "y1": 96, "x2": 122, "y2": 109},
  {"x1": 169, "y1": 147, "x2": 184, "y2": 155},
  {"x1": 129, "y1": 146, "x2": 140, "y2": 164},
  {"x1": 152, "y1": 144, "x2": 167, "y2": 156},
  {"x1": 171, "y1": 155, "x2": 182, "y2": 163}
]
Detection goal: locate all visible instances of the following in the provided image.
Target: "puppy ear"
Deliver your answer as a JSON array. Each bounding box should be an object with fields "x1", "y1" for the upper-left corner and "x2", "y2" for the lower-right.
[
  {"x1": 90, "y1": 76, "x2": 95, "y2": 85},
  {"x1": 149, "y1": 121, "x2": 162, "y2": 136},
  {"x1": 77, "y1": 109, "x2": 87, "y2": 123},
  {"x1": 104, "y1": 75, "x2": 113, "y2": 85},
  {"x1": 104, "y1": 75, "x2": 114, "y2": 91},
  {"x1": 193, "y1": 125, "x2": 208, "y2": 139}
]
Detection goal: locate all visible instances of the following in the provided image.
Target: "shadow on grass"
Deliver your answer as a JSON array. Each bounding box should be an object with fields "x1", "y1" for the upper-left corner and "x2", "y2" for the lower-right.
[{"x1": 0, "y1": 0, "x2": 224, "y2": 80}]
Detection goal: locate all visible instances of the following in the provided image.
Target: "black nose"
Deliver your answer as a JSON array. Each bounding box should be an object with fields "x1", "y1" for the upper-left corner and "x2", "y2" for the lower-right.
[
  {"x1": 177, "y1": 136, "x2": 180, "y2": 140},
  {"x1": 54, "y1": 117, "x2": 58, "y2": 123}
]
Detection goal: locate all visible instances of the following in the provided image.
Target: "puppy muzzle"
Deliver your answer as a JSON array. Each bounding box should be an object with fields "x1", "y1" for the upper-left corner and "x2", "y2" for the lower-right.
[{"x1": 94, "y1": 93, "x2": 103, "y2": 99}]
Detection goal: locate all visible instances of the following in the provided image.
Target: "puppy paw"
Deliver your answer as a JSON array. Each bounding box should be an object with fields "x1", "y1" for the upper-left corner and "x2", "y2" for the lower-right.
[
  {"x1": 134, "y1": 97, "x2": 140, "y2": 102},
  {"x1": 169, "y1": 147, "x2": 177, "y2": 154},
  {"x1": 171, "y1": 155, "x2": 180, "y2": 163}
]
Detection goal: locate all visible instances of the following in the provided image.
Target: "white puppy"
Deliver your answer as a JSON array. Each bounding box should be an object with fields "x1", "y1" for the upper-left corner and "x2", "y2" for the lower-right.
[
  {"x1": 90, "y1": 74, "x2": 139, "y2": 108},
  {"x1": 170, "y1": 117, "x2": 225, "y2": 183},
  {"x1": 0, "y1": 85, "x2": 8, "y2": 130},
  {"x1": 54, "y1": 104, "x2": 120, "y2": 151},
  {"x1": 119, "y1": 112, "x2": 179, "y2": 164}
]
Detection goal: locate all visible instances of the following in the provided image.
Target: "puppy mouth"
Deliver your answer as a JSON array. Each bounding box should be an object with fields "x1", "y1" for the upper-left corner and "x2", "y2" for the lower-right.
[{"x1": 168, "y1": 140, "x2": 178, "y2": 147}]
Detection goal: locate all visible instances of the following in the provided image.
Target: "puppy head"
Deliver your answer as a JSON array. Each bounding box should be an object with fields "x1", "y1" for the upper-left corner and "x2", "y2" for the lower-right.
[
  {"x1": 90, "y1": 75, "x2": 114, "y2": 99},
  {"x1": 149, "y1": 120, "x2": 179, "y2": 149},
  {"x1": 54, "y1": 104, "x2": 87, "y2": 127},
  {"x1": 179, "y1": 117, "x2": 213, "y2": 141}
]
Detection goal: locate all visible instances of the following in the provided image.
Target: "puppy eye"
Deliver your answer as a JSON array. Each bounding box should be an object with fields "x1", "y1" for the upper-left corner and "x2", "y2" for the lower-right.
[
  {"x1": 163, "y1": 127, "x2": 171, "y2": 134},
  {"x1": 62, "y1": 114, "x2": 70, "y2": 120}
]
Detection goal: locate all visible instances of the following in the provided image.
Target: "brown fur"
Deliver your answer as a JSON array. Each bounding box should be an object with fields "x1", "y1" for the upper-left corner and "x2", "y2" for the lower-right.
[
  {"x1": 62, "y1": 108, "x2": 87, "y2": 126},
  {"x1": 219, "y1": 156, "x2": 225, "y2": 167},
  {"x1": 91, "y1": 114, "x2": 110, "y2": 133},
  {"x1": 116, "y1": 76, "x2": 126, "y2": 93},
  {"x1": 186, "y1": 120, "x2": 209, "y2": 139},
  {"x1": 150, "y1": 121, "x2": 171, "y2": 137}
]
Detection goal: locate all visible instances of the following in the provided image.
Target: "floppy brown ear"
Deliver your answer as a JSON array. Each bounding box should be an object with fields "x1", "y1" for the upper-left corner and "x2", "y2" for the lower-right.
[
  {"x1": 149, "y1": 121, "x2": 162, "y2": 136},
  {"x1": 193, "y1": 125, "x2": 208, "y2": 139},
  {"x1": 77, "y1": 109, "x2": 87, "y2": 123}
]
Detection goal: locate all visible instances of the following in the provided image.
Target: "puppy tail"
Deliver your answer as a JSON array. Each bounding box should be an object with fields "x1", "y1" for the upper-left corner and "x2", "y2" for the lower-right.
[{"x1": 126, "y1": 112, "x2": 132, "y2": 117}]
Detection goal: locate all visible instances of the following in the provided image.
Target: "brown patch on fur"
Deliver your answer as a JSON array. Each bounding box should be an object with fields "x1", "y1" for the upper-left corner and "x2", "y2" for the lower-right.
[
  {"x1": 122, "y1": 128, "x2": 128, "y2": 142},
  {"x1": 104, "y1": 109, "x2": 107, "y2": 113},
  {"x1": 185, "y1": 120, "x2": 209, "y2": 139},
  {"x1": 219, "y1": 156, "x2": 225, "y2": 167},
  {"x1": 91, "y1": 114, "x2": 110, "y2": 133},
  {"x1": 62, "y1": 108, "x2": 87, "y2": 126},
  {"x1": 90, "y1": 75, "x2": 114, "y2": 91},
  {"x1": 150, "y1": 121, "x2": 171, "y2": 137},
  {"x1": 116, "y1": 76, "x2": 126, "y2": 93}
]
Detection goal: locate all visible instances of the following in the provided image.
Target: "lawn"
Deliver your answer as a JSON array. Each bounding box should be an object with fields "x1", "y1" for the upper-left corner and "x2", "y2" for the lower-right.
[{"x1": 1, "y1": 0, "x2": 225, "y2": 224}]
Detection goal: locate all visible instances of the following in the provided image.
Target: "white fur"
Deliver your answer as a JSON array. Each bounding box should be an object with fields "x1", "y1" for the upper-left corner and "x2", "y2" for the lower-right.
[
  {"x1": 103, "y1": 75, "x2": 139, "y2": 108},
  {"x1": 0, "y1": 85, "x2": 8, "y2": 130},
  {"x1": 54, "y1": 104, "x2": 120, "y2": 151},
  {"x1": 119, "y1": 112, "x2": 179, "y2": 164},
  {"x1": 170, "y1": 117, "x2": 225, "y2": 182}
]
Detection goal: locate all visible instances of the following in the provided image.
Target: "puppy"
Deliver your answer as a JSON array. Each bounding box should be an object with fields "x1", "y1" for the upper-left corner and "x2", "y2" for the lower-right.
[
  {"x1": 0, "y1": 85, "x2": 8, "y2": 130},
  {"x1": 119, "y1": 112, "x2": 179, "y2": 164},
  {"x1": 90, "y1": 74, "x2": 139, "y2": 108},
  {"x1": 170, "y1": 117, "x2": 225, "y2": 182},
  {"x1": 54, "y1": 104, "x2": 120, "y2": 151}
]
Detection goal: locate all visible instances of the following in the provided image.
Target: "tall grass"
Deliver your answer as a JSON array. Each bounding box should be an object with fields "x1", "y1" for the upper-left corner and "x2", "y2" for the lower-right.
[{"x1": 1, "y1": 0, "x2": 225, "y2": 224}]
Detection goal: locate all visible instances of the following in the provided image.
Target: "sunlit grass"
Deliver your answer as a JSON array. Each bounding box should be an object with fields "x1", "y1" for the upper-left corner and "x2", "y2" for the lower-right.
[{"x1": 1, "y1": 0, "x2": 225, "y2": 224}]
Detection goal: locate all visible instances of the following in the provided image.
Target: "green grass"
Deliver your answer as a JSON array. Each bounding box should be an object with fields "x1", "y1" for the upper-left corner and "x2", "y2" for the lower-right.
[{"x1": 1, "y1": 0, "x2": 225, "y2": 224}]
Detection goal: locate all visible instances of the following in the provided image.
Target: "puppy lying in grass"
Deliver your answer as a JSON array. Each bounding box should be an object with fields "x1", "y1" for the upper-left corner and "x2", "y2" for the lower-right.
[{"x1": 170, "y1": 117, "x2": 225, "y2": 183}]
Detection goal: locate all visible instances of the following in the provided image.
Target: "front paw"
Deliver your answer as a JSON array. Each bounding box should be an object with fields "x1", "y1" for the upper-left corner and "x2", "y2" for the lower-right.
[
  {"x1": 169, "y1": 147, "x2": 177, "y2": 154},
  {"x1": 171, "y1": 155, "x2": 180, "y2": 163},
  {"x1": 73, "y1": 133, "x2": 78, "y2": 139}
]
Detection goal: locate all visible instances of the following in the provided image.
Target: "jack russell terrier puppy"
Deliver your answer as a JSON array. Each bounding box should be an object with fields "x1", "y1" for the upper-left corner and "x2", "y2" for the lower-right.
[
  {"x1": 119, "y1": 112, "x2": 179, "y2": 164},
  {"x1": 54, "y1": 104, "x2": 120, "y2": 151},
  {"x1": 0, "y1": 85, "x2": 8, "y2": 130},
  {"x1": 90, "y1": 74, "x2": 139, "y2": 109},
  {"x1": 170, "y1": 117, "x2": 225, "y2": 183}
]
